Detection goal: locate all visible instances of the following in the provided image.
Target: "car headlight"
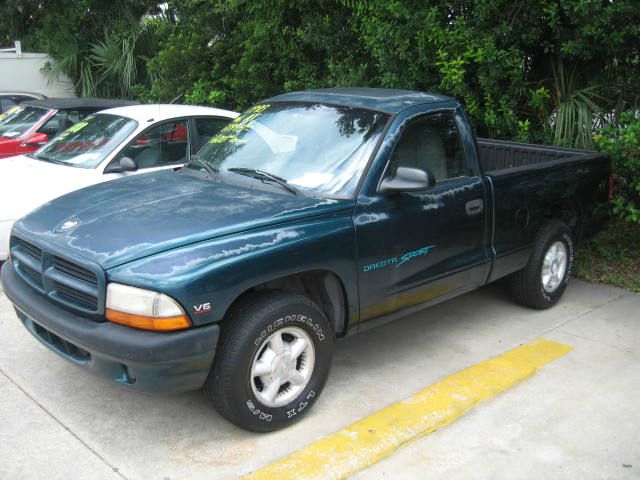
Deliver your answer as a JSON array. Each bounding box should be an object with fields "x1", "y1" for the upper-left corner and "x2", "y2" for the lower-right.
[{"x1": 106, "y1": 283, "x2": 191, "y2": 331}]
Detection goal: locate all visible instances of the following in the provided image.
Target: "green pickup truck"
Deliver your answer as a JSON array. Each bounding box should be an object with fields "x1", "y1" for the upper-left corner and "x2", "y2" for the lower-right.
[{"x1": 1, "y1": 88, "x2": 611, "y2": 431}]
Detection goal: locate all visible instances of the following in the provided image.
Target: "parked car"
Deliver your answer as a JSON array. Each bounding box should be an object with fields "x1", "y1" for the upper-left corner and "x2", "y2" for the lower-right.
[
  {"x1": 0, "y1": 104, "x2": 238, "y2": 261},
  {"x1": 0, "y1": 98, "x2": 138, "y2": 159},
  {"x1": 0, "y1": 91, "x2": 46, "y2": 114},
  {"x1": 1, "y1": 89, "x2": 611, "y2": 432}
]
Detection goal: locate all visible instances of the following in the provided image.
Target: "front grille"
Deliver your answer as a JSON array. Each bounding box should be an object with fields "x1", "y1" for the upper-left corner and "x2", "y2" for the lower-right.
[
  {"x1": 20, "y1": 262, "x2": 44, "y2": 289},
  {"x1": 10, "y1": 235, "x2": 105, "y2": 317},
  {"x1": 11, "y1": 238, "x2": 44, "y2": 289},
  {"x1": 53, "y1": 256, "x2": 98, "y2": 286},
  {"x1": 14, "y1": 237, "x2": 42, "y2": 262},
  {"x1": 53, "y1": 281, "x2": 99, "y2": 310}
]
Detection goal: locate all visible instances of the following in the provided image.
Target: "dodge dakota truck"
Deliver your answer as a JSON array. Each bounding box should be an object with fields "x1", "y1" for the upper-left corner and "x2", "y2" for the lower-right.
[{"x1": 1, "y1": 88, "x2": 611, "y2": 432}]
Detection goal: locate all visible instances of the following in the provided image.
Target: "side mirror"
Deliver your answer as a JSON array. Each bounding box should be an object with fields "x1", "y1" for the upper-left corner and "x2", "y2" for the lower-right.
[
  {"x1": 379, "y1": 166, "x2": 435, "y2": 194},
  {"x1": 23, "y1": 132, "x2": 49, "y2": 147},
  {"x1": 104, "y1": 156, "x2": 138, "y2": 174}
]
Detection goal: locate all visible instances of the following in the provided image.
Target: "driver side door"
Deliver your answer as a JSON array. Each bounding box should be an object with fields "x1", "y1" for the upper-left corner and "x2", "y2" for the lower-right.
[{"x1": 354, "y1": 108, "x2": 490, "y2": 325}]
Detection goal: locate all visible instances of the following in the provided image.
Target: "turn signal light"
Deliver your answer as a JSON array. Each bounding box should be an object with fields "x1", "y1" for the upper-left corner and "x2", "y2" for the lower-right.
[{"x1": 106, "y1": 309, "x2": 191, "y2": 331}]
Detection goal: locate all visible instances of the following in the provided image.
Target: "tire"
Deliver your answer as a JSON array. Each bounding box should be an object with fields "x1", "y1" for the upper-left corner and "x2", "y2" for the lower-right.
[
  {"x1": 511, "y1": 220, "x2": 575, "y2": 309},
  {"x1": 204, "y1": 290, "x2": 334, "y2": 432}
]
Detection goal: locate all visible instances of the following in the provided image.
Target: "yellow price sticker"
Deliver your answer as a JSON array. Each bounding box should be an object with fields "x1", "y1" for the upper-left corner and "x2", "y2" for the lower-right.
[
  {"x1": 0, "y1": 106, "x2": 21, "y2": 122},
  {"x1": 54, "y1": 121, "x2": 90, "y2": 142},
  {"x1": 209, "y1": 104, "x2": 270, "y2": 144},
  {"x1": 66, "y1": 121, "x2": 89, "y2": 134}
]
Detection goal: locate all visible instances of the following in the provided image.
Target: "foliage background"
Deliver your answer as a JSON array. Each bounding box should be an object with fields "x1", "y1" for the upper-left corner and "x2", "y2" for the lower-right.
[{"x1": 1, "y1": 0, "x2": 640, "y2": 226}]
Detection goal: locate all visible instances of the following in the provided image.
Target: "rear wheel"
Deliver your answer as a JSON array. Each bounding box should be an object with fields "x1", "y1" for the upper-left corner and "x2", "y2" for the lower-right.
[
  {"x1": 205, "y1": 290, "x2": 333, "y2": 432},
  {"x1": 511, "y1": 220, "x2": 574, "y2": 309}
]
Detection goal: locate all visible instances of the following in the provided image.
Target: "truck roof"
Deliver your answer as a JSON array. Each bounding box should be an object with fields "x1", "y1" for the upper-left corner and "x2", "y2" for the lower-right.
[
  {"x1": 97, "y1": 104, "x2": 239, "y2": 123},
  {"x1": 264, "y1": 88, "x2": 453, "y2": 114}
]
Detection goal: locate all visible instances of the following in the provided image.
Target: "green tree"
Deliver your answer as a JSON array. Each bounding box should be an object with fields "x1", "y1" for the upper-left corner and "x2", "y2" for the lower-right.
[
  {"x1": 146, "y1": 1, "x2": 640, "y2": 145},
  {"x1": 1, "y1": 0, "x2": 163, "y2": 98},
  {"x1": 4, "y1": 0, "x2": 640, "y2": 223}
]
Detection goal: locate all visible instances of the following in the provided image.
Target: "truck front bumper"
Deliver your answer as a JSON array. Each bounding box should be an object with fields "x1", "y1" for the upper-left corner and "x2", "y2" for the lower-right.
[{"x1": 1, "y1": 261, "x2": 219, "y2": 395}]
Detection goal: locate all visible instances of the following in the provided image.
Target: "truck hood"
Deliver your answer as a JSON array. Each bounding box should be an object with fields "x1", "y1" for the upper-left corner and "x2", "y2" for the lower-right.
[
  {"x1": 14, "y1": 170, "x2": 354, "y2": 269},
  {"x1": 0, "y1": 155, "x2": 98, "y2": 221}
]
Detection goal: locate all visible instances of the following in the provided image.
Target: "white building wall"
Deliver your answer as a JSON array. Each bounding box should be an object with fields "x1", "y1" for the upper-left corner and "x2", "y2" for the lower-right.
[{"x1": 0, "y1": 52, "x2": 76, "y2": 98}]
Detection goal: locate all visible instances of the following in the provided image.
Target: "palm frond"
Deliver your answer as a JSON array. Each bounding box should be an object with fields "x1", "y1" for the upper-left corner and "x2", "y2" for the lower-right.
[{"x1": 550, "y1": 61, "x2": 608, "y2": 149}]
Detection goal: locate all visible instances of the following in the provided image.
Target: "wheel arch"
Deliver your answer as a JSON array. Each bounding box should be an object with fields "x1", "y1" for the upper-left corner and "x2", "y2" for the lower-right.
[
  {"x1": 545, "y1": 198, "x2": 584, "y2": 242},
  {"x1": 224, "y1": 269, "x2": 350, "y2": 337}
]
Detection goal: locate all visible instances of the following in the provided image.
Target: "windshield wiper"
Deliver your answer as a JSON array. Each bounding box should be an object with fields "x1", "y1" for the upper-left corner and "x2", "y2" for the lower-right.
[
  {"x1": 31, "y1": 153, "x2": 65, "y2": 165},
  {"x1": 227, "y1": 167, "x2": 302, "y2": 196}
]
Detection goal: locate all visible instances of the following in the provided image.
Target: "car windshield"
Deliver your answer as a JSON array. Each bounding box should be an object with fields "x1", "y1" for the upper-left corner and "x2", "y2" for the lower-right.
[
  {"x1": 190, "y1": 102, "x2": 389, "y2": 196},
  {"x1": 0, "y1": 105, "x2": 49, "y2": 138},
  {"x1": 32, "y1": 113, "x2": 138, "y2": 168}
]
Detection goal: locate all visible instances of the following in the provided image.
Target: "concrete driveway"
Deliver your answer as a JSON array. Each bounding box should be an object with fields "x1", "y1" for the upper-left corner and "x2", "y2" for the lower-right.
[{"x1": 0, "y1": 278, "x2": 638, "y2": 480}]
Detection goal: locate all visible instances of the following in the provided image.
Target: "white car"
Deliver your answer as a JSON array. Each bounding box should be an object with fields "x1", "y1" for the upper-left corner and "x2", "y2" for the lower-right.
[{"x1": 0, "y1": 104, "x2": 238, "y2": 261}]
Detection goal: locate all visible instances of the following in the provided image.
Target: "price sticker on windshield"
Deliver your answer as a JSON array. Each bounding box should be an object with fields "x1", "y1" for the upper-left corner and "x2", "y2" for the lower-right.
[
  {"x1": 55, "y1": 120, "x2": 90, "y2": 141},
  {"x1": 0, "y1": 106, "x2": 21, "y2": 122},
  {"x1": 209, "y1": 104, "x2": 270, "y2": 144},
  {"x1": 66, "y1": 121, "x2": 89, "y2": 133}
]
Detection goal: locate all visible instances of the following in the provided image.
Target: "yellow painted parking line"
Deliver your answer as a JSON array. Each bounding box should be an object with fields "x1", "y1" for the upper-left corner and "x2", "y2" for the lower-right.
[{"x1": 244, "y1": 338, "x2": 572, "y2": 480}]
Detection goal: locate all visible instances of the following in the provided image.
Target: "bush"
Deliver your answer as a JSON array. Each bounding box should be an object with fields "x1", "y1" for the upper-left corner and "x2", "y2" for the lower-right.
[
  {"x1": 574, "y1": 219, "x2": 640, "y2": 293},
  {"x1": 594, "y1": 113, "x2": 640, "y2": 224},
  {"x1": 139, "y1": 0, "x2": 640, "y2": 147},
  {"x1": 6, "y1": 1, "x2": 640, "y2": 149}
]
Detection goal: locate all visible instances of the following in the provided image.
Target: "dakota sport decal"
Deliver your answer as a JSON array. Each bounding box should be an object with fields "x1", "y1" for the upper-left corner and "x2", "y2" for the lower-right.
[{"x1": 363, "y1": 245, "x2": 436, "y2": 272}]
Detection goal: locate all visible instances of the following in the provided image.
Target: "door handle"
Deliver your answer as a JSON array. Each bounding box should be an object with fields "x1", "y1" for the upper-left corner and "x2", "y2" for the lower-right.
[{"x1": 465, "y1": 199, "x2": 484, "y2": 215}]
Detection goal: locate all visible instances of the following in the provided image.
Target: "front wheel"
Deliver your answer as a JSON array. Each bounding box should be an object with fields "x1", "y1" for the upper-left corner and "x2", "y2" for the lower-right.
[
  {"x1": 205, "y1": 291, "x2": 334, "y2": 432},
  {"x1": 511, "y1": 220, "x2": 575, "y2": 309}
]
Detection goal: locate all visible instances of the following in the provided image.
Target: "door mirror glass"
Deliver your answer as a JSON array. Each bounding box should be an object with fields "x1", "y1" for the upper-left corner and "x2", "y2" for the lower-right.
[
  {"x1": 24, "y1": 132, "x2": 49, "y2": 146},
  {"x1": 105, "y1": 156, "x2": 138, "y2": 173},
  {"x1": 379, "y1": 166, "x2": 435, "y2": 194}
]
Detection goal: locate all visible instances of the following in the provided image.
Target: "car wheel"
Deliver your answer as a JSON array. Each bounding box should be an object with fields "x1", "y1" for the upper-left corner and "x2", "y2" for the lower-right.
[
  {"x1": 204, "y1": 290, "x2": 334, "y2": 432},
  {"x1": 511, "y1": 220, "x2": 574, "y2": 309}
]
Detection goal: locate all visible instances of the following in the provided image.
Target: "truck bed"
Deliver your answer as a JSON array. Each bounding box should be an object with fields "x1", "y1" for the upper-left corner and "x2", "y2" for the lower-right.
[
  {"x1": 477, "y1": 138, "x2": 600, "y2": 173},
  {"x1": 477, "y1": 138, "x2": 610, "y2": 283}
]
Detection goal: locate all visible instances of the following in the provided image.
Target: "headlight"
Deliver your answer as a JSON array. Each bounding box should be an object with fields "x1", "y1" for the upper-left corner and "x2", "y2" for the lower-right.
[{"x1": 106, "y1": 283, "x2": 191, "y2": 331}]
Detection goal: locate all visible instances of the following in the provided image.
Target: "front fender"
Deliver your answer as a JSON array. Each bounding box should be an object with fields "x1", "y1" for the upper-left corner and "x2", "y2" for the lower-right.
[{"x1": 106, "y1": 213, "x2": 358, "y2": 328}]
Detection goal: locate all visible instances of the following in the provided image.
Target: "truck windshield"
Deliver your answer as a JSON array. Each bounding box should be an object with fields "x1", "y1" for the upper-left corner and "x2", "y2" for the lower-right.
[
  {"x1": 190, "y1": 102, "x2": 389, "y2": 196},
  {"x1": 31, "y1": 114, "x2": 138, "y2": 168},
  {"x1": 0, "y1": 106, "x2": 49, "y2": 138}
]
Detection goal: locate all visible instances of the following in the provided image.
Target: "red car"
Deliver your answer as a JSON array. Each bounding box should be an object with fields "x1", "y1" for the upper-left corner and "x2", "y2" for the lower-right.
[{"x1": 0, "y1": 98, "x2": 137, "y2": 159}]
